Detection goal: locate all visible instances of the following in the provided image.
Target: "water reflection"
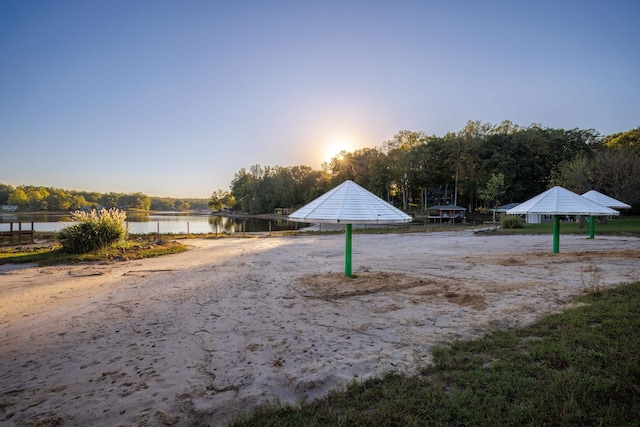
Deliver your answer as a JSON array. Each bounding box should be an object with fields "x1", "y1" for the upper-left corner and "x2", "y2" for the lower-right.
[{"x1": 0, "y1": 211, "x2": 307, "y2": 234}]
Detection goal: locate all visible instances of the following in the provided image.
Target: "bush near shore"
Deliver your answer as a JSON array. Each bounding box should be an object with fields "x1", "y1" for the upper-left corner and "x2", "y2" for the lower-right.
[{"x1": 58, "y1": 208, "x2": 128, "y2": 253}]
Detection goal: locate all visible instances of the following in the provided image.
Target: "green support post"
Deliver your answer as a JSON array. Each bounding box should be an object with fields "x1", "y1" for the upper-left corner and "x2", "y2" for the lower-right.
[
  {"x1": 553, "y1": 215, "x2": 560, "y2": 253},
  {"x1": 588, "y1": 215, "x2": 595, "y2": 239},
  {"x1": 345, "y1": 224, "x2": 353, "y2": 277}
]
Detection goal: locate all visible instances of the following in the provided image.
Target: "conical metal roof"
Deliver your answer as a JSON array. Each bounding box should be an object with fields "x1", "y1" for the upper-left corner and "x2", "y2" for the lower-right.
[
  {"x1": 288, "y1": 180, "x2": 412, "y2": 224},
  {"x1": 506, "y1": 186, "x2": 619, "y2": 216},
  {"x1": 427, "y1": 204, "x2": 467, "y2": 211},
  {"x1": 582, "y1": 190, "x2": 631, "y2": 209}
]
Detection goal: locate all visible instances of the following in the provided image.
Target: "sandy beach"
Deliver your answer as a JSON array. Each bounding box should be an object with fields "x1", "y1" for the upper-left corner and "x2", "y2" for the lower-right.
[{"x1": 1, "y1": 230, "x2": 639, "y2": 426}]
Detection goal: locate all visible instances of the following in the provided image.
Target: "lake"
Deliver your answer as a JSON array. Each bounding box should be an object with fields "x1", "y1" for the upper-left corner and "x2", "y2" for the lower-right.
[{"x1": 0, "y1": 211, "x2": 308, "y2": 235}]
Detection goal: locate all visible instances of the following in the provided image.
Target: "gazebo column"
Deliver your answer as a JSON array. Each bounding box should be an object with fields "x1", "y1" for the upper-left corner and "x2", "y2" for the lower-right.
[
  {"x1": 588, "y1": 215, "x2": 595, "y2": 239},
  {"x1": 345, "y1": 224, "x2": 353, "y2": 277},
  {"x1": 553, "y1": 215, "x2": 560, "y2": 253}
]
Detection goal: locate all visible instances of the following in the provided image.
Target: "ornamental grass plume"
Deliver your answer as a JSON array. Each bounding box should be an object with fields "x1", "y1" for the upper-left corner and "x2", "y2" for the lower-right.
[{"x1": 59, "y1": 208, "x2": 128, "y2": 253}]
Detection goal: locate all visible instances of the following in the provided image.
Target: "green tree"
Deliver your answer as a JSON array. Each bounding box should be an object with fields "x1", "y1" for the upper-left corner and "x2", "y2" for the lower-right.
[
  {"x1": 230, "y1": 165, "x2": 266, "y2": 214},
  {"x1": 408, "y1": 137, "x2": 454, "y2": 210},
  {"x1": 453, "y1": 120, "x2": 493, "y2": 211},
  {"x1": 99, "y1": 193, "x2": 120, "y2": 209},
  {"x1": 272, "y1": 167, "x2": 296, "y2": 208},
  {"x1": 175, "y1": 200, "x2": 190, "y2": 211},
  {"x1": 553, "y1": 148, "x2": 640, "y2": 206},
  {"x1": 26, "y1": 187, "x2": 50, "y2": 210},
  {"x1": 255, "y1": 170, "x2": 276, "y2": 213},
  {"x1": 8, "y1": 187, "x2": 29, "y2": 208},
  {"x1": 295, "y1": 166, "x2": 328, "y2": 203},
  {"x1": 209, "y1": 189, "x2": 235, "y2": 211},
  {"x1": 0, "y1": 184, "x2": 14, "y2": 205},
  {"x1": 230, "y1": 168, "x2": 253, "y2": 212},
  {"x1": 119, "y1": 193, "x2": 151, "y2": 210},
  {"x1": 70, "y1": 195, "x2": 89, "y2": 210},
  {"x1": 324, "y1": 150, "x2": 355, "y2": 184},
  {"x1": 603, "y1": 127, "x2": 640, "y2": 152},
  {"x1": 383, "y1": 130, "x2": 428, "y2": 210},
  {"x1": 478, "y1": 173, "x2": 507, "y2": 221},
  {"x1": 46, "y1": 188, "x2": 73, "y2": 211},
  {"x1": 150, "y1": 197, "x2": 175, "y2": 211}
]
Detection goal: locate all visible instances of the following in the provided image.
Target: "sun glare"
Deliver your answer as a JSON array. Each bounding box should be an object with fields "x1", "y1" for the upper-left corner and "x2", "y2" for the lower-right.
[{"x1": 324, "y1": 139, "x2": 353, "y2": 162}]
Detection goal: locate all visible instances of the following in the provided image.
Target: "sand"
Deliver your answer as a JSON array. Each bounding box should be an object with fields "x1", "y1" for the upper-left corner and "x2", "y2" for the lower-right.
[{"x1": 1, "y1": 230, "x2": 639, "y2": 426}]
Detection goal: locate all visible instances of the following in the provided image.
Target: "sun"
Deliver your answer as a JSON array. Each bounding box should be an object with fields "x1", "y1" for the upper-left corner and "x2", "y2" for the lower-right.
[{"x1": 324, "y1": 138, "x2": 353, "y2": 163}]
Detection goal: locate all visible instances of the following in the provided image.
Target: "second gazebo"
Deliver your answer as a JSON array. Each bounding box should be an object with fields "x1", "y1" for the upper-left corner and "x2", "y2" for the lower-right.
[
  {"x1": 288, "y1": 180, "x2": 412, "y2": 277},
  {"x1": 507, "y1": 186, "x2": 619, "y2": 253}
]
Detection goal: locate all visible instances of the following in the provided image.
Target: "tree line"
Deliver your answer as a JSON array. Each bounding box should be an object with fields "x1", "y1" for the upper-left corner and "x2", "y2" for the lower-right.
[
  {"x1": 215, "y1": 121, "x2": 640, "y2": 215},
  {"x1": 0, "y1": 184, "x2": 210, "y2": 212},
  {"x1": 4, "y1": 120, "x2": 637, "y2": 215}
]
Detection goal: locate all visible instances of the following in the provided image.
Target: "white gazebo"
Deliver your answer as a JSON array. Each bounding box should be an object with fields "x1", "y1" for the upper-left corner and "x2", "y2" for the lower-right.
[
  {"x1": 507, "y1": 186, "x2": 619, "y2": 253},
  {"x1": 288, "y1": 180, "x2": 412, "y2": 277},
  {"x1": 581, "y1": 190, "x2": 631, "y2": 238},
  {"x1": 582, "y1": 190, "x2": 631, "y2": 209}
]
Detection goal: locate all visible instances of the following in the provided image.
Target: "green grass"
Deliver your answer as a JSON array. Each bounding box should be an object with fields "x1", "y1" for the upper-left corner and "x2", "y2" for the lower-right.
[
  {"x1": 0, "y1": 238, "x2": 188, "y2": 266},
  {"x1": 232, "y1": 282, "x2": 640, "y2": 426},
  {"x1": 488, "y1": 216, "x2": 640, "y2": 236}
]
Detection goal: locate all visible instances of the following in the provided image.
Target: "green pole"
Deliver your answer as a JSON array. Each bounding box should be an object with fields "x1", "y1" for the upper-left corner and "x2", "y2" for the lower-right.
[
  {"x1": 345, "y1": 224, "x2": 353, "y2": 277},
  {"x1": 553, "y1": 215, "x2": 560, "y2": 253},
  {"x1": 588, "y1": 215, "x2": 595, "y2": 239}
]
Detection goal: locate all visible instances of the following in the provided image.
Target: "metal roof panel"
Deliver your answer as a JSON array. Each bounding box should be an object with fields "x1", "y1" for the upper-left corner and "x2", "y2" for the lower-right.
[
  {"x1": 582, "y1": 190, "x2": 631, "y2": 209},
  {"x1": 289, "y1": 180, "x2": 412, "y2": 224},
  {"x1": 507, "y1": 186, "x2": 620, "y2": 216}
]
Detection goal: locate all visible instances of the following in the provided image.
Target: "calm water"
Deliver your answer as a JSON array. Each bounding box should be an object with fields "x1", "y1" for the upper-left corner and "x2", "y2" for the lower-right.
[{"x1": 0, "y1": 212, "x2": 307, "y2": 234}]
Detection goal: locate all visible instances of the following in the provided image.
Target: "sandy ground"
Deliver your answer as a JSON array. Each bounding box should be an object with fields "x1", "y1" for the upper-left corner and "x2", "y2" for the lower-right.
[{"x1": 1, "y1": 230, "x2": 639, "y2": 426}]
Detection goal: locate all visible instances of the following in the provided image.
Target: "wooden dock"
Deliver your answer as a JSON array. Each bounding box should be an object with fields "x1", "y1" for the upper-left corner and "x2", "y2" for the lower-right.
[{"x1": 0, "y1": 222, "x2": 35, "y2": 244}]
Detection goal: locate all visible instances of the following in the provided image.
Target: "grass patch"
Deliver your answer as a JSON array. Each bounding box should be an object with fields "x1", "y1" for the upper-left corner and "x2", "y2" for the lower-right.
[
  {"x1": 0, "y1": 238, "x2": 188, "y2": 266},
  {"x1": 232, "y1": 282, "x2": 640, "y2": 426},
  {"x1": 486, "y1": 216, "x2": 640, "y2": 236}
]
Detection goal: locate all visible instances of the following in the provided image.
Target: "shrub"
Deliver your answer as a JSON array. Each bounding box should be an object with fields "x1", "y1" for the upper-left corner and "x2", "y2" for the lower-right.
[
  {"x1": 501, "y1": 215, "x2": 524, "y2": 229},
  {"x1": 59, "y1": 208, "x2": 128, "y2": 253}
]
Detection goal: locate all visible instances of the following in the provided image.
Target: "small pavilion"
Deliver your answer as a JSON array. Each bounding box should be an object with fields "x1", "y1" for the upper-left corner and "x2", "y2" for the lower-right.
[
  {"x1": 426, "y1": 204, "x2": 466, "y2": 223},
  {"x1": 288, "y1": 180, "x2": 412, "y2": 277},
  {"x1": 507, "y1": 186, "x2": 619, "y2": 253},
  {"x1": 493, "y1": 202, "x2": 521, "y2": 222}
]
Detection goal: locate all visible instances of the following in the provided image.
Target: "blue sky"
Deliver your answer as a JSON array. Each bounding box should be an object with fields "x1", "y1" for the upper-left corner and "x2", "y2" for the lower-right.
[{"x1": 1, "y1": 1, "x2": 639, "y2": 198}]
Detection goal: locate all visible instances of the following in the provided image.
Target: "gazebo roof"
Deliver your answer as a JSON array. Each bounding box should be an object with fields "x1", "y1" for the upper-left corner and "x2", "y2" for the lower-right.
[
  {"x1": 495, "y1": 202, "x2": 521, "y2": 212},
  {"x1": 507, "y1": 186, "x2": 619, "y2": 216},
  {"x1": 288, "y1": 180, "x2": 412, "y2": 224},
  {"x1": 428, "y1": 204, "x2": 467, "y2": 211},
  {"x1": 582, "y1": 190, "x2": 631, "y2": 209}
]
